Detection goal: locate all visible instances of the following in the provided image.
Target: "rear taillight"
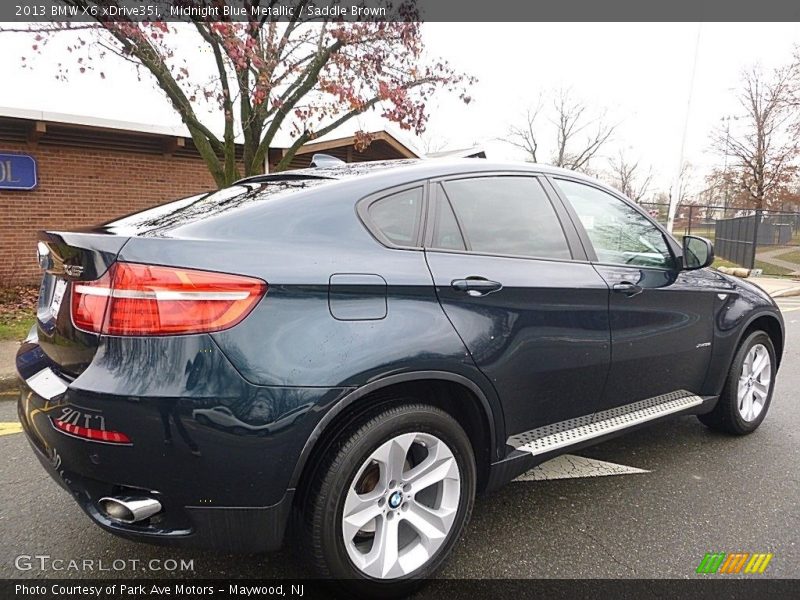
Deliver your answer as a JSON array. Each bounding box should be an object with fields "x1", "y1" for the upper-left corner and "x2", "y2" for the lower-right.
[{"x1": 71, "y1": 262, "x2": 266, "y2": 336}]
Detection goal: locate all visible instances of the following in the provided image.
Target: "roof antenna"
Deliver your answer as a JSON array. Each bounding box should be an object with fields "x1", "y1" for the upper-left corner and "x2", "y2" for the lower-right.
[{"x1": 310, "y1": 153, "x2": 345, "y2": 168}]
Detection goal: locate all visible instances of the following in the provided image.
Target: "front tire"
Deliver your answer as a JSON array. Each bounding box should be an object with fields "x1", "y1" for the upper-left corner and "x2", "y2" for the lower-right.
[
  {"x1": 698, "y1": 330, "x2": 776, "y2": 435},
  {"x1": 299, "y1": 403, "x2": 476, "y2": 597}
]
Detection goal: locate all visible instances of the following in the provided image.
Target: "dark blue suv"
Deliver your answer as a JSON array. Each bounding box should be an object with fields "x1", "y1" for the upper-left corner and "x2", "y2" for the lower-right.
[{"x1": 17, "y1": 159, "x2": 783, "y2": 594}]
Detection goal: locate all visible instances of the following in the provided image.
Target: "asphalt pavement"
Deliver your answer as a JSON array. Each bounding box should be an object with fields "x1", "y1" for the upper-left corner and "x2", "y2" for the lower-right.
[{"x1": 1, "y1": 300, "x2": 799, "y2": 581}]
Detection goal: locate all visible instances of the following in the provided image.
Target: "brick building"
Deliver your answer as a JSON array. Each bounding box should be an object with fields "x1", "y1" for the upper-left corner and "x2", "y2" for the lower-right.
[{"x1": 0, "y1": 109, "x2": 419, "y2": 285}]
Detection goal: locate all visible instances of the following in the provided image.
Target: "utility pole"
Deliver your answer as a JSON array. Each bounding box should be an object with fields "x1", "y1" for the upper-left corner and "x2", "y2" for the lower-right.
[
  {"x1": 721, "y1": 115, "x2": 738, "y2": 214},
  {"x1": 667, "y1": 24, "x2": 702, "y2": 234}
]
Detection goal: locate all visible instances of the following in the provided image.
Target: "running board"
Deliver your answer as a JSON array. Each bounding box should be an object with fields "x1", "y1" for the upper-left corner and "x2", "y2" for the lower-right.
[{"x1": 508, "y1": 391, "x2": 704, "y2": 456}]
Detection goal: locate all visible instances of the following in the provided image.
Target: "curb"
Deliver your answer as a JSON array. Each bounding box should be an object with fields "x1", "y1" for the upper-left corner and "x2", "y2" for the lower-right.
[
  {"x1": 0, "y1": 340, "x2": 19, "y2": 395},
  {"x1": 771, "y1": 286, "x2": 800, "y2": 299},
  {"x1": 0, "y1": 377, "x2": 18, "y2": 395}
]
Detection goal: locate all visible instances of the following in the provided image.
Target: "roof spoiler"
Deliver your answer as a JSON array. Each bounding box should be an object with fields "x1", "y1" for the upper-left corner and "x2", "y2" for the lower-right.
[{"x1": 232, "y1": 172, "x2": 332, "y2": 185}]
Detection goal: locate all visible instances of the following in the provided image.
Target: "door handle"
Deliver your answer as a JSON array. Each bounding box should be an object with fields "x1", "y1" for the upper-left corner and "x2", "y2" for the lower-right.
[
  {"x1": 612, "y1": 281, "x2": 643, "y2": 297},
  {"x1": 451, "y1": 277, "x2": 503, "y2": 296}
]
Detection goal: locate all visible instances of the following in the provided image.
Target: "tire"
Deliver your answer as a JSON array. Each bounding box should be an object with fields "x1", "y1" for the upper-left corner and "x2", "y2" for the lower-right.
[
  {"x1": 298, "y1": 402, "x2": 476, "y2": 597},
  {"x1": 698, "y1": 330, "x2": 776, "y2": 435}
]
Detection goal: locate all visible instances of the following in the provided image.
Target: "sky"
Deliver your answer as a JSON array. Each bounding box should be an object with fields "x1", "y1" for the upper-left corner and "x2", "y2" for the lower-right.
[{"x1": 1, "y1": 22, "x2": 799, "y2": 193}]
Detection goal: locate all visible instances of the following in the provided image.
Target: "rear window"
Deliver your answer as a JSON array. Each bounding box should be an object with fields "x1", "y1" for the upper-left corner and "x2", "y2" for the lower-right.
[
  {"x1": 103, "y1": 179, "x2": 330, "y2": 237},
  {"x1": 366, "y1": 187, "x2": 424, "y2": 247}
]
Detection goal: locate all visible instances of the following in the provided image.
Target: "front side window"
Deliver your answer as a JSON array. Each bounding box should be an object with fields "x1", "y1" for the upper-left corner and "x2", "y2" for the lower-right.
[
  {"x1": 555, "y1": 179, "x2": 674, "y2": 269},
  {"x1": 439, "y1": 176, "x2": 571, "y2": 260},
  {"x1": 367, "y1": 187, "x2": 423, "y2": 247}
]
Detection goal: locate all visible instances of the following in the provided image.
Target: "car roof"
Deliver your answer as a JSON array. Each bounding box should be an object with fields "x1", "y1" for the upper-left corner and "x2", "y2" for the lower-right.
[
  {"x1": 102, "y1": 158, "x2": 625, "y2": 240},
  {"x1": 235, "y1": 158, "x2": 605, "y2": 189}
]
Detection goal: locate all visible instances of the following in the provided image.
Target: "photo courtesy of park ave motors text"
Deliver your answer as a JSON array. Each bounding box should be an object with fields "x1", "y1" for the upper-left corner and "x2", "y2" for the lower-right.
[{"x1": 0, "y1": 1, "x2": 799, "y2": 598}]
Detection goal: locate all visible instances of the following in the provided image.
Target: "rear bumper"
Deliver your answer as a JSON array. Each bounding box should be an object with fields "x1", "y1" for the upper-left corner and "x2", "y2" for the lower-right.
[
  {"x1": 16, "y1": 338, "x2": 349, "y2": 552},
  {"x1": 22, "y1": 420, "x2": 294, "y2": 552}
]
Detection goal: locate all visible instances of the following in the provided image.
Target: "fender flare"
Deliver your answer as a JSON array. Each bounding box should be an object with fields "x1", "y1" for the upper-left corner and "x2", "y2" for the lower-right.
[
  {"x1": 287, "y1": 370, "x2": 501, "y2": 490},
  {"x1": 733, "y1": 308, "x2": 785, "y2": 364},
  {"x1": 704, "y1": 307, "x2": 784, "y2": 397}
]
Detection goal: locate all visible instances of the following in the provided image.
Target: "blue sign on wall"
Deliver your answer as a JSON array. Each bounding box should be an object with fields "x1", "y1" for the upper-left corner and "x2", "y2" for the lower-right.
[{"x1": 0, "y1": 153, "x2": 38, "y2": 190}]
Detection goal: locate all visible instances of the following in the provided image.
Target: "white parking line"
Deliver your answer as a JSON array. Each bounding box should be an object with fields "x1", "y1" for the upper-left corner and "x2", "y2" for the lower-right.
[{"x1": 514, "y1": 454, "x2": 650, "y2": 482}]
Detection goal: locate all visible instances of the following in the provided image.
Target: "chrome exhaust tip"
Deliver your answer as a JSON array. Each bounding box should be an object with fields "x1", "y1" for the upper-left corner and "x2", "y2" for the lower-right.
[{"x1": 99, "y1": 496, "x2": 162, "y2": 524}]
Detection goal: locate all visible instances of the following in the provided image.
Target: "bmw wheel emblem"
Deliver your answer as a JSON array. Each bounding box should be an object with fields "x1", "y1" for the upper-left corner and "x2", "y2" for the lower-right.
[{"x1": 388, "y1": 491, "x2": 402, "y2": 509}]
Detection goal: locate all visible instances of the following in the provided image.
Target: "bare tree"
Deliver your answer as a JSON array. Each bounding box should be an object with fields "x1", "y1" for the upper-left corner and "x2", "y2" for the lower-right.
[
  {"x1": 506, "y1": 100, "x2": 543, "y2": 162},
  {"x1": 505, "y1": 89, "x2": 616, "y2": 171},
  {"x1": 670, "y1": 161, "x2": 694, "y2": 206},
  {"x1": 713, "y1": 65, "x2": 798, "y2": 210},
  {"x1": 787, "y1": 45, "x2": 800, "y2": 132},
  {"x1": 551, "y1": 89, "x2": 616, "y2": 172},
  {"x1": 418, "y1": 131, "x2": 450, "y2": 155},
  {"x1": 607, "y1": 151, "x2": 653, "y2": 202}
]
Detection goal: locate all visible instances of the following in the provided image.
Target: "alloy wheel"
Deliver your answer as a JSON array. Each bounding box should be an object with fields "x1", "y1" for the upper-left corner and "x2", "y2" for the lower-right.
[
  {"x1": 737, "y1": 343, "x2": 771, "y2": 422},
  {"x1": 341, "y1": 432, "x2": 461, "y2": 579}
]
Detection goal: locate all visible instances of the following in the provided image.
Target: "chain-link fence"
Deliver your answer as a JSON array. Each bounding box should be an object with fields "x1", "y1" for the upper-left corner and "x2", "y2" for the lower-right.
[{"x1": 636, "y1": 202, "x2": 800, "y2": 276}]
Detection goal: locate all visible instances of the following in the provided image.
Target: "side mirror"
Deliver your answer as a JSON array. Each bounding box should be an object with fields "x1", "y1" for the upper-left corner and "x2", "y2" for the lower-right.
[{"x1": 682, "y1": 235, "x2": 714, "y2": 270}]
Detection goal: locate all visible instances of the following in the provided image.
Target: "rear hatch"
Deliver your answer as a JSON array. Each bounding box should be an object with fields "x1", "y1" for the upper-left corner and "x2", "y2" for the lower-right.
[
  {"x1": 35, "y1": 230, "x2": 128, "y2": 378},
  {"x1": 32, "y1": 176, "x2": 335, "y2": 379}
]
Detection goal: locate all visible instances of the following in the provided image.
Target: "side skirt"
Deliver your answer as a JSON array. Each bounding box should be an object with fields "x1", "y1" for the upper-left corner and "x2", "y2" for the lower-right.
[
  {"x1": 484, "y1": 391, "x2": 717, "y2": 493},
  {"x1": 509, "y1": 391, "x2": 704, "y2": 456}
]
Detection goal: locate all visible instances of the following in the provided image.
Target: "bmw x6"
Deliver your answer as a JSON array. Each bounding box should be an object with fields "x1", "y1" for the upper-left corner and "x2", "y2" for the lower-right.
[{"x1": 17, "y1": 159, "x2": 783, "y2": 594}]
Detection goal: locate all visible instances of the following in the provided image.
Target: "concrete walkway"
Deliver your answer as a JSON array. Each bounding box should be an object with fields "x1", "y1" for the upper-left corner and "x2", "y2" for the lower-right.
[
  {"x1": 748, "y1": 275, "x2": 800, "y2": 298},
  {"x1": 755, "y1": 247, "x2": 800, "y2": 275}
]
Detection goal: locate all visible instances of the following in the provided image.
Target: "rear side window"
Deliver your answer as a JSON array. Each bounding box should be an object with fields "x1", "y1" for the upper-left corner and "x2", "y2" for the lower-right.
[
  {"x1": 439, "y1": 176, "x2": 571, "y2": 259},
  {"x1": 367, "y1": 187, "x2": 424, "y2": 247}
]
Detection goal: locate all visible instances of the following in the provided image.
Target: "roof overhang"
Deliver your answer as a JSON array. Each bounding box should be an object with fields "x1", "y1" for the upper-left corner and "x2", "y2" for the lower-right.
[{"x1": 287, "y1": 130, "x2": 419, "y2": 159}]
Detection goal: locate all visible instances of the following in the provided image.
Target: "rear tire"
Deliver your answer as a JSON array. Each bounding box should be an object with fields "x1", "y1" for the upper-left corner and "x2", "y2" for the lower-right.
[
  {"x1": 298, "y1": 402, "x2": 476, "y2": 597},
  {"x1": 698, "y1": 330, "x2": 776, "y2": 435}
]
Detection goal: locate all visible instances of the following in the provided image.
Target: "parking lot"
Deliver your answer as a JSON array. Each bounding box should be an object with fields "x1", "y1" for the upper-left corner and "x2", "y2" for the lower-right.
[{"x1": 1, "y1": 299, "x2": 799, "y2": 581}]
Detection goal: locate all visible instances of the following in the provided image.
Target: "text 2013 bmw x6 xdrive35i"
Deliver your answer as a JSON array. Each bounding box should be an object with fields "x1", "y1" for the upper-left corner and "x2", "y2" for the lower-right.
[{"x1": 17, "y1": 159, "x2": 783, "y2": 593}]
